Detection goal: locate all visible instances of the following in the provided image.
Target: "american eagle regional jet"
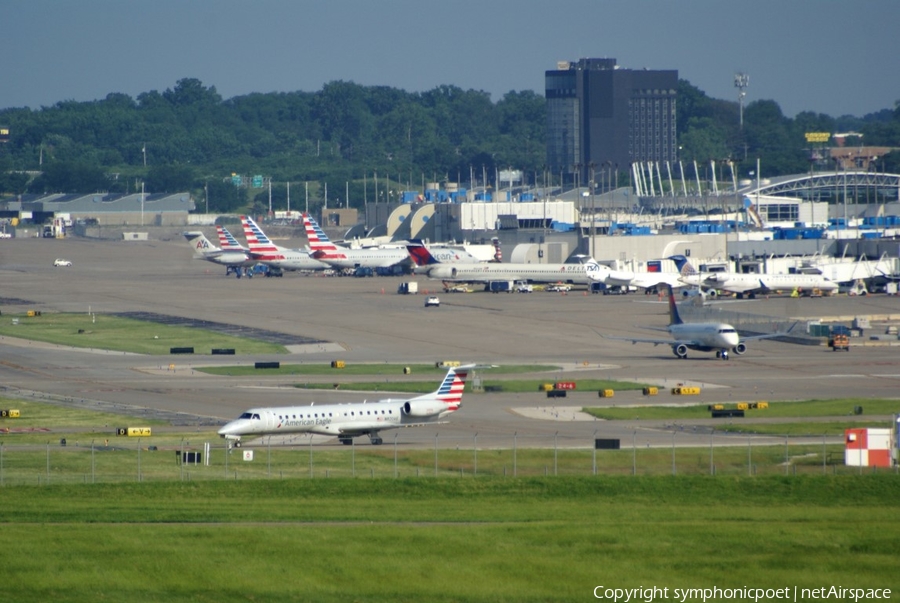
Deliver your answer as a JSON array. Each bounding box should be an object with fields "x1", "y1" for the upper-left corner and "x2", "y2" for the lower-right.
[{"x1": 218, "y1": 364, "x2": 479, "y2": 446}]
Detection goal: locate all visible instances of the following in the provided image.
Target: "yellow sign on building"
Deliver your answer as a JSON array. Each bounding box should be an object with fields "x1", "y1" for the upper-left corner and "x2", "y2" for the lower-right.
[{"x1": 805, "y1": 132, "x2": 831, "y2": 143}]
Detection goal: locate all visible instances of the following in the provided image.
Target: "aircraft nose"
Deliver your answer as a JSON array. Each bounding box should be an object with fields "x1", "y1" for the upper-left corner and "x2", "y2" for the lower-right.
[{"x1": 217, "y1": 422, "x2": 238, "y2": 436}]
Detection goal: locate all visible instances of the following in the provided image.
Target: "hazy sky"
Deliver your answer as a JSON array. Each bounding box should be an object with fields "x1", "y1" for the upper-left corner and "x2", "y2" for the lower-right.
[{"x1": 2, "y1": 0, "x2": 898, "y2": 118}]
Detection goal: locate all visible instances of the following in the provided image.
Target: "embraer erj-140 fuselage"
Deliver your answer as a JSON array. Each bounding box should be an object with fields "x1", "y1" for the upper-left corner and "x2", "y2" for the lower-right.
[
  {"x1": 601, "y1": 284, "x2": 791, "y2": 360},
  {"x1": 218, "y1": 365, "x2": 477, "y2": 446}
]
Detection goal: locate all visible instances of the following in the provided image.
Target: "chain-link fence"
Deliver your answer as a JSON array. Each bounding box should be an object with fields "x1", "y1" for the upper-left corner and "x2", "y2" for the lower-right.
[{"x1": 0, "y1": 435, "x2": 893, "y2": 486}]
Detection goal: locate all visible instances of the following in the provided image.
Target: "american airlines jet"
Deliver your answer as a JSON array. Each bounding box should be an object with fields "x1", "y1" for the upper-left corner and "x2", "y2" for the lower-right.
[
  {"x1": 240, "y1": 215, "x2": 330, "y2": 272},
  {"x1": 183, "y1": 230, "x2": 254, "y2": 273},
  {"x1": 216, "y1": 224, "x2": 247, "y2": 253},
  {"x1": 602, "y1": 284, "x2": 792, "y2": 359},
  {"x1": 218, "y1": 364, "x2": 477, "y2": 446},
  {"x1": 302, "y1": 213, "x2": 409, "y2": 269},
  {"x1": 407, "y1": 242, "x2": 605, "y2": 285}
]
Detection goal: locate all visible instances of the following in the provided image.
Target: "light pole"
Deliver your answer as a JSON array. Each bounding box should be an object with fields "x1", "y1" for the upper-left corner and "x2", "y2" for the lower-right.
[
  {"x1": 582, "y1": 191, "x2": 590, "y2": 254},
  {"x1": 734, "y1": 72, "x2": 749, "y2": 129}
]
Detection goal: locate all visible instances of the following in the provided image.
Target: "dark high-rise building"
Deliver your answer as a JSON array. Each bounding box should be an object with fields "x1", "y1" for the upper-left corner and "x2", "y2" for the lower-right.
[{"x1": 545, "y1": 58, "x2": 678, "y2": 184}]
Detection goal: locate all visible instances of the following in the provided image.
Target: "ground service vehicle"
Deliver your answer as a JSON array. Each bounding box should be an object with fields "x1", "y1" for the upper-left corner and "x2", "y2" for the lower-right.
[
  {"x1": 829, "y1": 334, "x2": 850, "y2": 351},
  {"x1": 398, "y1": 282, "x2": 418, "y2": 294},
  {"x1": 487, "y1": 280, "x2": 513, "y2": 293},
  {"x1": 53, "y1": 258, "x2": 72, "y2": 267},
  {"x1": 425, "y1": 296, "x2": 441, "y2": 307}
]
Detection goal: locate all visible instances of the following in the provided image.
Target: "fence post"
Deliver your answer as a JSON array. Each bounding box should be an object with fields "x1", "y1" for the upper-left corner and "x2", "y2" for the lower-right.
[
  {"x1": 554, "y1": 432, "x2": 558, "y2": 476},
  {"x1": 784, "y1": 435, "x2": 789, "y2": 476},
  {"x1": 137, "y1": 438, "x2": 142, "y2": 483},
  {"x1": 632, "y1": 431, "x2": 636, "y2": 476},
  {"x1": 434, "y1": 433, "x2": 439, "y2": 477},
  {"x1": 513, "y1": 432, "x2": 517, "y2": 477},
  {"x1": 672, "y1": 432, "x2": 677, "y2": 476},
  {"x1": 748, "y1": 437, "x2": 752, "y2": 476}
]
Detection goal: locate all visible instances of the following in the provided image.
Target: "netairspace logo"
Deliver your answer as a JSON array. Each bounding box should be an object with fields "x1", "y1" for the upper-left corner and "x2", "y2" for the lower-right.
[{"x1": 592, "y1": 585, "x2": 892, "y2": 603}]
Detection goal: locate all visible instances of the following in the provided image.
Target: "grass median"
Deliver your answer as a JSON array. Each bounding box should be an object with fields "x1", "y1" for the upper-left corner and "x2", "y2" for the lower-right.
[
  {"x1": 0, "y1": 477, "x2": 897, "y2": 603},
  {"x1": 0, "y1": 312, "x2": 285, "y2": 355}
]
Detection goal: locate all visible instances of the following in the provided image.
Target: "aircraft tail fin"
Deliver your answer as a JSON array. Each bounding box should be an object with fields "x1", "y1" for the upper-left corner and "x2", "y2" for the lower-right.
[
  {"x1": 406, "y1": 239, "x2": 440, "y2": 266},
  {"x1": 663, "y1": 284, "x2": 683, "y2": 325},
  {"x1": 183, "y1": 231, "x2": 217, "y2": 255},
  {"x1": 408, "y1": 364, "x2": 473, "y2": 411},
  {"x1": 582, "y1": 258, "x2": 608, "y2": 283},
  {"x1": 241, "y1": 216, "x2": 280, "y2": 255},
  {"x1": 668, "y1": 254, "x2": 698, "y2": 277},
  {"x1": 217, "y1": 225, "x2": 244, "y2": 251},
  {"x1": 303, "y1": 213, "x2": 341, "y2": 253}
]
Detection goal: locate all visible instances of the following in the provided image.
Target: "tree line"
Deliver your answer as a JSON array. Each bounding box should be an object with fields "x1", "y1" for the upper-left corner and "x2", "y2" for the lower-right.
[{"x1": 0, "y1": 77, "x2": 898, "y2": 214}]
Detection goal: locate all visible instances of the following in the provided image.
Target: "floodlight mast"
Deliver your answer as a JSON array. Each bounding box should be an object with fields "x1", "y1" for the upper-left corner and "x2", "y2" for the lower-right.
[{"x1": 734, "y1": 72, "x2": 750, "y2": 129}]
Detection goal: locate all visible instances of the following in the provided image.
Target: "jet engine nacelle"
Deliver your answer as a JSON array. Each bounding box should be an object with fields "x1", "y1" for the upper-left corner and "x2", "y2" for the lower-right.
[
  {"x1": 402, "y1": 400, "x2": 443, "y2": 417},
  {"x1": 427, "y1": 266, "x2": 456, "y2": 280},
  {"x1": 732, "y1": 343, "x2": 747, "y2": 355},
  {"x1": 682, "y1": 287, "x2": 717, "y2": 300},
  {"x1": 672, "y1": 343, "x2": 689, "y2": 358}
]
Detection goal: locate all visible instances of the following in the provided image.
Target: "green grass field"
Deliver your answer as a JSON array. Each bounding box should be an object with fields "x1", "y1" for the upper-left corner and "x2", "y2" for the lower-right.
[
  {"x1": 1, "y1": 316, "x2": 897, "y2": 601},
  {"x1": 0, "y1": 312, "x2": 286, "y2": 355},
  {"x1": 0, "y1": 477, "x2": 897, "y2": 603}
]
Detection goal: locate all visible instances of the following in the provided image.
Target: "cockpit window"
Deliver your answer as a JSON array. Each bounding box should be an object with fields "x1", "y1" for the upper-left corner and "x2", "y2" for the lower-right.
[
  {"x1": 719, "y1": 328, "x2": 737, "y2": 334},
  {"x1": 239, "y1": 412, "x2": 253, "y2": 420}
]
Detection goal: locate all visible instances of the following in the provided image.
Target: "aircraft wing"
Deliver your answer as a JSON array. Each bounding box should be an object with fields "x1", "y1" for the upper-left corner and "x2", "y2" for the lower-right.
[
  {"x1": 630, "y1": 273, "x2": 686, "y2": 290},
  {"x1": 737, "y1": 322, "x2": 798, "y2": 342},
  {"x1": 600, "y1": 333, "x2": 682, "y2": 347}
]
